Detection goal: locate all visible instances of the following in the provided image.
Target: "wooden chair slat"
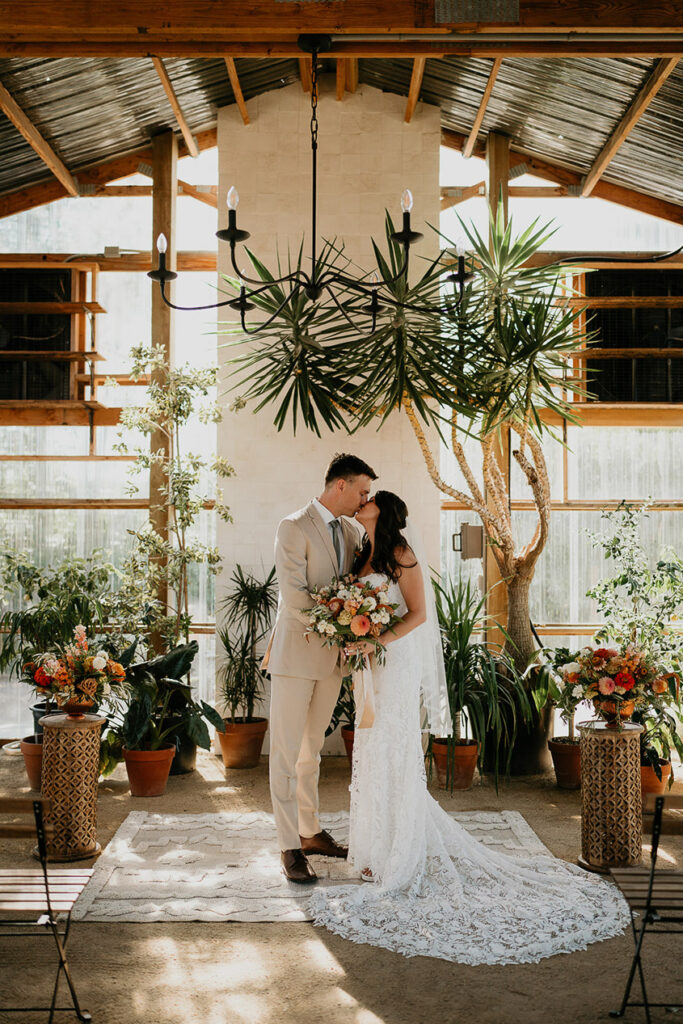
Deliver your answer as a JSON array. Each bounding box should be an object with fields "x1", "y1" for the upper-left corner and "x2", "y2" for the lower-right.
[
  {"x1": 0, "y1": 869, "x2": 93, "y2": 878},
  {"x1": 0, "y1": 797, "x2": 51, "y2": 814},
  {"x1": 0, "y1": 824, "x2": 55, "y2": 839},
  {"x1": 0, "y1": 901, "x2": 77, "y2": 911}
]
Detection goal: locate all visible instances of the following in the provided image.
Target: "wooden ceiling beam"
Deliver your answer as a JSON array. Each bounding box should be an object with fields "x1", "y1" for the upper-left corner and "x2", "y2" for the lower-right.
[
  {"x1": 441, "y1": 129, "x2": 683, "y2": 225},
  {"x1": 224, "y1": 57, "x2": 250, "y2": 125},
  {"x1": 151, "y1": 56, "x2": 199, "y2": 157},
  {"x1": 1, "y1": 2, "x2": 683, "y2": 36},
  {"x1": 0, "y1": 78, "x2": 78, "y2": 196},
  {"x1": 463, "y1": 58, "x2": 502, "y2": 159},
  {"x1": 404, "y1": 57, "x2": 426, "y2": 123},
  {"x1": 581, "y1": 57, "x2": 679, "y2": 196}
]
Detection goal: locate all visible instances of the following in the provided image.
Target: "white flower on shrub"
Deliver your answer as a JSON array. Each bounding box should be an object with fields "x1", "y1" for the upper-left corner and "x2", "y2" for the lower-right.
[{"x1": 92, "y1": 656, "x2": 107, "y2": 671}]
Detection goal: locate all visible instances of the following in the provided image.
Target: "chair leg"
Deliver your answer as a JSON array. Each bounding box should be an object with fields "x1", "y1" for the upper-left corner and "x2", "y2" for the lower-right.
[
  {"x1": 46, "y1": 917, "x2": 92, "y2": 1024},
  {"x1": 610, "y1": 915, "x2": 650, "y2": 1021}
]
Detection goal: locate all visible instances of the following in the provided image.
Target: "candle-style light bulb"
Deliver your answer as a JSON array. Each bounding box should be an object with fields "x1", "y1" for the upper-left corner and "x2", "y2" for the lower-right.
[
  {"x1": 455, "y1": 239, "x2": 466, "y2": 258},
  {"x1": 370, "y1": 271, "x2": 380, "y2": 290},
  {"x1": 156, "y1": 233, "x2": 168, "y2": 254},
  {"x1": 227, "y1": 186, "x2": 239, "y2": 211},
  {"x1": 400, "y1": 189, "x2": 414, "y2": 213}
]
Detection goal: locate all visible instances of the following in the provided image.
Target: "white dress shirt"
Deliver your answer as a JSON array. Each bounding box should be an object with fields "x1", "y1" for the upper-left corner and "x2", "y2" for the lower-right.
[{"x1": 312, "y1": 498, "x2": 346, "y2": 570}]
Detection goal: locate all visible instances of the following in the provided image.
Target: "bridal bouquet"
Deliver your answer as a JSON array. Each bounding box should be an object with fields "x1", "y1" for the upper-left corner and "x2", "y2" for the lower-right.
[
  {"x1": 22, "y1": 623, "x2": 127, "y2": 708},
  {"x1": 303, "y1": 574, "x2": 402, "y2": 675}
]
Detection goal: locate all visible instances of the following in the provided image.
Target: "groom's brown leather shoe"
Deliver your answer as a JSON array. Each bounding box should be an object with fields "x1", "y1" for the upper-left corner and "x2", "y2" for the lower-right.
[
  {"x1": 300, "y1": 830, "x2": 348, "y2": 859},
  {"x1": 281, "y1": 849, "x2": 318, "y2": 884}
]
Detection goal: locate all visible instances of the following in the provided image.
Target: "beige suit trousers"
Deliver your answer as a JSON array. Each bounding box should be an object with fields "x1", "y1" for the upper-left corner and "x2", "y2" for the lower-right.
[{"x1": 269, "y1": 667, "x2": 342, "y2": 851}]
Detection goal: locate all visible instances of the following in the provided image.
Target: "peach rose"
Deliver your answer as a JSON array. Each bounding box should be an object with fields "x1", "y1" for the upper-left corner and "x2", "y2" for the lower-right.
[
  {"x1": 344, "y1": 600, "x2": 360, "y2": 614},
  {"x1": 327, "y1": 598, "x2": 344, "y2": 617},
  {"x1": 350, "y1": 614, "x2": 371, "y2": 637},
  {"x1": 652, "y1": 678, "x2": 668, "y2": 695}
]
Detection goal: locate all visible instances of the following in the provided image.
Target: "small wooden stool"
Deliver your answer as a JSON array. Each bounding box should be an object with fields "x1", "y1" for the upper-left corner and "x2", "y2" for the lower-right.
[
  {"x1": 40, "y1": 713, "x2": 106, "y2": 862},
  {"x1": 578, "y1": 721, "x2": 643, "y2": 873}
]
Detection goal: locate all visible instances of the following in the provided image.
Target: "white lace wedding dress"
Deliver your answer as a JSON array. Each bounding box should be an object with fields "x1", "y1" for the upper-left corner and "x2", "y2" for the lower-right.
[{"x1": 309, "y1": 572, "x2": 630, "y2": 965}]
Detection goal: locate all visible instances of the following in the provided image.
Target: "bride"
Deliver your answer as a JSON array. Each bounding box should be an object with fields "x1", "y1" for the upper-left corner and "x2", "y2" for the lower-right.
[{"x1": 308, "y1": 490, "x2": 629, "y2": 965}]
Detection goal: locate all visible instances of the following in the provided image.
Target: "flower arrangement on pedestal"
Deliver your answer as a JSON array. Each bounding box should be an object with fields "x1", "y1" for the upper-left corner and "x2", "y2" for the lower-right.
[
  {"x1": 22, "y1": 624, "x2": 128, "y2": 718},
  {"x1": 557, "y1": 644, "x2": 670, "y2": 728}
]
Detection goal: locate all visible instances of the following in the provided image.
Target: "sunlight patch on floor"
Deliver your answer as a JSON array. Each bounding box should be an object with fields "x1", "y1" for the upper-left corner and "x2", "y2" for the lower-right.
[{"x1": 302, "y1": 937, "x2": 346, "y2": 974}]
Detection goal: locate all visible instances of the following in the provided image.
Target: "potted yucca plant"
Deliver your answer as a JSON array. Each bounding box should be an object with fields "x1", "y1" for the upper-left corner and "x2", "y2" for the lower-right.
[{"x1": 217, "y1": 566, "x2": 277, "y2": 768}]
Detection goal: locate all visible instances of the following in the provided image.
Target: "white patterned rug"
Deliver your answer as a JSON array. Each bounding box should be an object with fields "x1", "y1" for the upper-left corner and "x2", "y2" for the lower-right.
[{"x1": 72, "y1": 810, "x2": 549, "y2": 923}]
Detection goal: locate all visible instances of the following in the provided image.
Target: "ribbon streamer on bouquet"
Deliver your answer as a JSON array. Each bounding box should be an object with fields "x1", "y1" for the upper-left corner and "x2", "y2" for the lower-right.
[{"x1": 352, "y1": 655, "x2": 375, "y2": 730}]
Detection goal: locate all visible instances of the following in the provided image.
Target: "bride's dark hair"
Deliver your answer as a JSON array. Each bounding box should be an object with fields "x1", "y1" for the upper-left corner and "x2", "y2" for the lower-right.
[{"x1": 352, "y1": 490, "x2": 417, "y2": 581}]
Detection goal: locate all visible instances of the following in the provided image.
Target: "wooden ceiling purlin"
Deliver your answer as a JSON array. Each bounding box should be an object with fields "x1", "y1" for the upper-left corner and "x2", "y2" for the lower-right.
[
  {"x1": 151, "y1": 56, "x2": 200, "y2": 157},
  {"x1": 224, "y1": 58, "x2": 250, "y2": 125},
  {"x1": 441, "y1": 129, "x2": 683, "y2": 224},
  {"x1": 2, "y1": 1, "x2": 683, "y2": 39},
  {"x1": 0, "y1": 78, "x2": 78, "y2": 196},
  {"x1": 581, "y1": 57, "x2": 680, "y2": 197},
  {"x1": 0, "y1": 129, "x2": 217, "y2": 219}
]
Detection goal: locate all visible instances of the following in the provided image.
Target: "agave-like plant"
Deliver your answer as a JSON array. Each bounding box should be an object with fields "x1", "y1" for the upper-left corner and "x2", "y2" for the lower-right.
[{"x1": 219, "y1": 203, "x2": 589, "y2": 691}]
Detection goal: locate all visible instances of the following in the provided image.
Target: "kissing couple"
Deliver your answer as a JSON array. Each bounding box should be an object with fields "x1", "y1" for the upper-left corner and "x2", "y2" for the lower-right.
[{"x1": 263, "y1": 452, "x2": 629, "y2": 964}]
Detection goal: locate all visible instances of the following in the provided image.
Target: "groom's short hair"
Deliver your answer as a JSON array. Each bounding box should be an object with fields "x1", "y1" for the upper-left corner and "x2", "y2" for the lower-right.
[{"x1": 325, "y1": 452, "x2": 377, "y2": 486}]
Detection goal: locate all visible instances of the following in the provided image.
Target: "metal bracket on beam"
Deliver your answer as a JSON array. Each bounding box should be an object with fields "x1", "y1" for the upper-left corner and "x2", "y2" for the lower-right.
[{"x1": 452, "y1": 523, "x2": 485, "y2": 560}]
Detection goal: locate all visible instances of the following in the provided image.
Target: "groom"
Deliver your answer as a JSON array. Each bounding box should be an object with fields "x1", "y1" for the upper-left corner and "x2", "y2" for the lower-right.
[{"x1": 264, "y1": 452, "x2": 377, "y2": 883}]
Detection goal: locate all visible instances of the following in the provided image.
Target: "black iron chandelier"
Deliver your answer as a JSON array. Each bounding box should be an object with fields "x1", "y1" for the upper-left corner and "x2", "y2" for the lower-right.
[{"x1": 148, "y1": 34, "x2": 473, "y2": 335}]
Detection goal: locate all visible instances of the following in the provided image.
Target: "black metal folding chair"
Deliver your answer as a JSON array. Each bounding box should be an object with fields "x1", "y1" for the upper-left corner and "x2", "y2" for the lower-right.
[
  {"x1": 0, "y1": 796, "x2": 93, "y2": 1022},
  {"x1": 609, "y1": 793, "x2": 683, "y2": 1023}
]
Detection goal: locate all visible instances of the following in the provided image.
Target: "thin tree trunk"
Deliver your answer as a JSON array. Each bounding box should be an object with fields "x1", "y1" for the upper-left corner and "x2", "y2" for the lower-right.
[{"x1": 505, "y1": 575, "x2": 537, "y2": 673}]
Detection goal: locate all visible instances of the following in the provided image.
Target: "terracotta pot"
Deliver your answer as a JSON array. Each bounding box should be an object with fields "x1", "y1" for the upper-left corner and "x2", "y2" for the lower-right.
[
  {"x1": 20, "y1": 734, "x2": 43, "y2": 791},
  {"x1": 218, "y1": 718, "x2": 268, "y2": 769},
  {"x1": 341, "y1": 725, "x2": 354, "y2": 766},
  {"x1": 641, "y1": 759, "x2": 672, "y2": 797},
  {"x1": 59, "y1": 698, "x2": 95, "y2": 720},
  {"x1": 123, "y1": 745, "x2": 175, "y2": 797},
  {"x1": 593, "y1": 698, "x2": 635, "y2": 727},
  {"x1": 431, "y1": 738, "x2": 479, "y2": 791},
  {"x1": 548, "y1": 737, "x2": 581, "y2": 790}
]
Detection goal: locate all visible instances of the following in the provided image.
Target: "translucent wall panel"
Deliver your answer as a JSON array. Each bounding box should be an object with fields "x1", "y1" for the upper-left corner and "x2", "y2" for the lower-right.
[
  {"x1": 440, "y1": 509, "x2": 484, "y2": 592},
  {"x1": 566, "y1": 425, "x2": 683, "y2": 500},
  {"x1": 0, "y1": 425, "x2": 88, "y2": 456},
  {"x1": 0, "y1": 460, "x2": 143, "y2": 500}
]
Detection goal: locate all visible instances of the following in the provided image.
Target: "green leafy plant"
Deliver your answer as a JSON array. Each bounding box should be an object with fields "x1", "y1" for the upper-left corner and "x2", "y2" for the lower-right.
[
  {"x1": 112, "y1": 344, "x2": 235, "y2": 652},
  {"x1": 0, "y1": 552, "x2": 124, "y2": 676},
  {"x1": 431, "y1": 575, "x2": 532, "y2": 790},
  {"x1": 99, "y1": 642, "x2": 225, "y2": 773},
  {"x1": 217, "y1": 565, "x2": 278, "y2": 722}
]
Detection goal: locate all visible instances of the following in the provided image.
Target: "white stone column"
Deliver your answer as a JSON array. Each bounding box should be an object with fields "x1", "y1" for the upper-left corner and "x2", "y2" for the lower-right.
[{"x1": 216, "y1": 79, "x2": 442, "y2": 752}]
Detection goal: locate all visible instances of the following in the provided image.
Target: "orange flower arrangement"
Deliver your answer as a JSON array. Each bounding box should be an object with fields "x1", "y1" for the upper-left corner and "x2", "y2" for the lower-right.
[{"x1": 21, "y1": 625, "x2": 127, "y2": 708}]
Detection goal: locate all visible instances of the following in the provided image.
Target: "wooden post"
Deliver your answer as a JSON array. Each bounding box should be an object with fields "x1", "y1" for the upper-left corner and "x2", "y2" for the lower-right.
[
  {"x1": 150, "y1": 131, "x2": 177, "y2": 651},
  {"x1": 485, "y1": 132, "x2": 510, "y2": 646}
]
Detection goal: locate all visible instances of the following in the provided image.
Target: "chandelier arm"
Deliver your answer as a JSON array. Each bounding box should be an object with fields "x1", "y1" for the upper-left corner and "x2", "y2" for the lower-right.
[
  {"x1": 236, "y1": 289, "x2": 300, "y2": 335},
  {"x1": 325, "y1": 285, "x2": 377, "y2": 334},
  {"x1": 159, "y1": 282, "x2": 245, "y2": 312},
  {"x1": 553, "y1": 243, "x2": 683, "y2": 267},
  {"x1": 227, "y1": 244, "x2": 311, "y2": 289}
]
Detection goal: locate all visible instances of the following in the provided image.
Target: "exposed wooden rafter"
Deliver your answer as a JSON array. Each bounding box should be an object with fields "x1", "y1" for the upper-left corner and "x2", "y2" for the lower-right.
[
  {"x1": 345, "y1": 58, "x2": 359, "y2": 93},
  {"x1": 224, "y1": 57, "x2": 250, "y2": 125},
  {"x1": 298, "y1": 56, "x2": 312, "y2": 92},
  {"x1": 441, "y1": 129, "x2": 683, "y2": 225},
  {"x1": 441, "y1": 182, "x2": 573, "y2": 210},
  {"x1": 336, "y1": 58, "x2": 345, "y2": 101},
  {"x1": 151, "y1": 56, "x2": 199, "y2": 157},
  {"x1": 0, "y1": 129, "x2": 217, "y2": 219},
  {"x1": 0, "y1": 77, "x2": 78, "y2": 196},
  {"x1": 581, "y1": 57, "x2": 679, "y2": 196},
  {"x1": 463, "y1": 58, "x2": 502, "y2": 158},
  {"x1": 404, "y1": 57, "x2": 426, "y2": 123}
]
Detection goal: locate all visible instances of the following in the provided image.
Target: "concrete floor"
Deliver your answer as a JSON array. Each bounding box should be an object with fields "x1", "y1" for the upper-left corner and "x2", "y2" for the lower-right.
[{"x1": 1, "y1": 747, "x2": 681, "y2": 1024}]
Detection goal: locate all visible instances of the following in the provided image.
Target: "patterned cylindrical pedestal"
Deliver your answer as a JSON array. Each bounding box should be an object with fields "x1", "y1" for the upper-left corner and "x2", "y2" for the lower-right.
[
  {"x1": 39, "y1": 713, "x2": 106, "y2": 862},
  {"x1": 578, "y1": 722, "x2": 643, "y2": 873}
]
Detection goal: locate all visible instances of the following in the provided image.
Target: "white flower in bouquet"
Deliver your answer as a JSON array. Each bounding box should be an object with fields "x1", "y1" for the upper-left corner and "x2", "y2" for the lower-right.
[
  {"x1": 562, "y1": 661, "x2": 581, "y2": 676},
  {"x1": 337, "y1": 609, "x2": 353, "y2": 626},
  {"x1": 96, "y1": 650, "x2": 109, "y2": 661},
  {"x1": 44, "y1": 658, "x2": 60, "y2": 676},
  {"x1": 378, "y1": 610, "x2": 391, "y2": 624},
  {"x1": 317, "y1": 622, "x2": 327, "y2": 633},
  {"x1": 337, "y1": 589, "x2": 352, "y2": 600},
  {"x1": 572, "y1": 685, "x2": 584, "y2": 699},
  {"x1": 92, "y1": 656, "x2": 107, "y2": 671},
  {"x1": 323, "y1": 622, "x2": 336, "y2": 636},
  {"x1": 370, "y1": 612, "x2": 382, "y2": 624},
  {"x1": 362, "y1": 597, "x2": 377, "y2": 612}
]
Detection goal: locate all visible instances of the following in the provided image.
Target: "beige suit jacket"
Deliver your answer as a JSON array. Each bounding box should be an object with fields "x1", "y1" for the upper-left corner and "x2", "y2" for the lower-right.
[{"x1": 264, "y1": 501, "x2": 361, "y2": 679}]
